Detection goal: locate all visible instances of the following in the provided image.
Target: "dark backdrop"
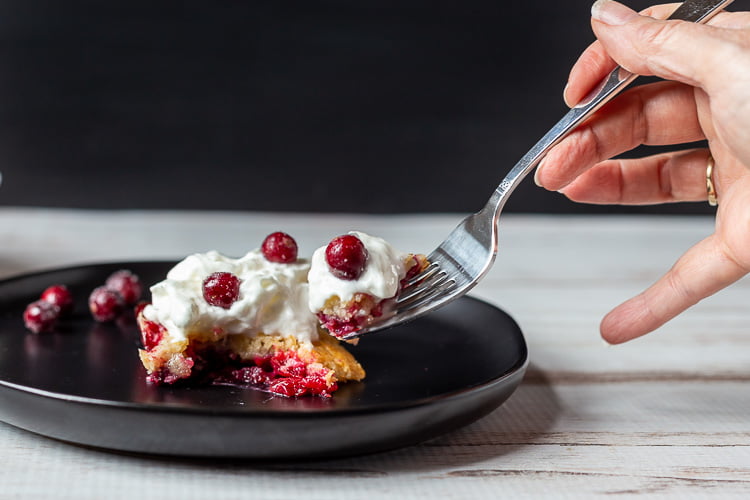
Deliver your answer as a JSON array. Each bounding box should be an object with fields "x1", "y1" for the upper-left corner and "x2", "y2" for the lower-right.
[{"x1": 0, "y1": 0, "x2": 730, "y2": 214}]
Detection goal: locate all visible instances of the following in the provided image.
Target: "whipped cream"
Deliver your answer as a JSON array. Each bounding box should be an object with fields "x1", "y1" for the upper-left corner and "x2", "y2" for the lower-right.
[
  {"x1": 308, "y1": 231, "x2": 407, "y2": 311},
  {"x1": 143, "y1": 250, "x2": 319, "y2": 343}
]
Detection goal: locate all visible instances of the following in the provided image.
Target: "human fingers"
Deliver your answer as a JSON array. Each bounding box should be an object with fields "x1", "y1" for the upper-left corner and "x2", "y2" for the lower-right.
[
  {"x1": 590, "y1": 0, "x2": 750, "y2": 91},
  {"x1": 564, "y1": 3, "x2": 680, "y2": 107},
  {"x1": 600, "y1": 233, "x2": 747, "y2": 343},
  {"x1": 559, "y1": 149, "x2": 709, "y2": 205},
  {"x1": 537, "y1": 81, "x2": 703, "y2": 191},
  {"x1": 564, "y1": 6, "x2": 749, "y2": 107}
]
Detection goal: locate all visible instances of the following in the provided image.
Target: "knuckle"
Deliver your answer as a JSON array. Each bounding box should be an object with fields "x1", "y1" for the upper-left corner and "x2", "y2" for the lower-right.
[
  {"x1": 632, "y1": 20, "x2": 680, "y2": 68},
  {"x1": 579, "y1": 125, "x2": 605, "y2": 162},
  {"x1": 718, "y1": 221, "x2": 750, "y2": 272},
  {"x1": 636, "y1": 19, "x2": 678, "y2": 49},
  {"x1": 544, "y1": 131, "x2": 595, "y2": 184},
  {"x1": 655, "y1": 158, "x2": 672, "y2": 200},
  {"x1": 666, "y1": 262, "x2": 697, "y2": 305}
]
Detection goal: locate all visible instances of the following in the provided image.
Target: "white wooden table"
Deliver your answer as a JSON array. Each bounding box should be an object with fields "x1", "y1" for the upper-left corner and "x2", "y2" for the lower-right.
[{"x1": 2, "y1": 207, "x2": 750, "y2": 499}]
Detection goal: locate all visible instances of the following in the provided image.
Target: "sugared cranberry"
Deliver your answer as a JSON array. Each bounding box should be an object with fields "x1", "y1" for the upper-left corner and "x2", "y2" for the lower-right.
[
  {"x1": 261, "y1": 232, "x2": 298, "y2": 263},
  {"x1": 105, "y1": 269, "x2": 142, "y2": 305},
  {"x1": 40, "y1": 284, "x2": 74, "y2": 314},
  {"x1": 202, "y1": 272, "x2": 241, "y2": 309},
  {"x1": 23, "y1": 300, "x2": 60, "y2": 333},
  {"x1": 325, "y1": 234, "x2": 369, "y2": 280},
  {"x1": 89, "y1": 286, "x2": 125, "y2": 322}
]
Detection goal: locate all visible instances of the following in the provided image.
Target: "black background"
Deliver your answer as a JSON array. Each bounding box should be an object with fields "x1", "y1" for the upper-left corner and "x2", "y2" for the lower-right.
[{"x1": 0, "y1": 0, "x2": 738, "y2": 214}]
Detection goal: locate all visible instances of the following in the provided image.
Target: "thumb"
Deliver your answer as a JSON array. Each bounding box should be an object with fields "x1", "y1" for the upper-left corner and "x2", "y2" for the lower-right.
[{"x1": 590, "y1": 0, "x2": 738, "y2": 92}]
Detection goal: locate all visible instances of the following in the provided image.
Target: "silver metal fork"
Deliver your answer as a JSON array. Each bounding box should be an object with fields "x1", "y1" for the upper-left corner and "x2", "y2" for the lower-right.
[{"x1": 346, "y1": 0, "x2": 734, "y2": 339}]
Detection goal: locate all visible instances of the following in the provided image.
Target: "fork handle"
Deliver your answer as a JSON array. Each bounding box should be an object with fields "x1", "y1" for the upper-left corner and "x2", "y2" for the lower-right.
[{"x1": 485, "y1": 0, "x2": 734, "y2": 216}]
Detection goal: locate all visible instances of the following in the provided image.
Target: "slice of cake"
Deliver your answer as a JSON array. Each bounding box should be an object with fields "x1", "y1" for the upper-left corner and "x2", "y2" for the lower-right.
[
  {"x1": 137, "y1": 232, "x2": 365, "y2": 397},
  {"x1": 308, "y1": 232, "x2": 428, "y2": 338}
]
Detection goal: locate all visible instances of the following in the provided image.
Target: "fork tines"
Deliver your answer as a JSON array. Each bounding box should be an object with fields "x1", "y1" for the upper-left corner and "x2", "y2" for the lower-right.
[{"x1": 396, "y1": 260, "x2": 456, "y2": 311}]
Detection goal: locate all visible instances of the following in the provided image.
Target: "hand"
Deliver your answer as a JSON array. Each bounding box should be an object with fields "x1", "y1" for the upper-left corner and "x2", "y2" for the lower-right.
[{"x1": 534, "y1": 0, "x2": 750, "y2": 344}]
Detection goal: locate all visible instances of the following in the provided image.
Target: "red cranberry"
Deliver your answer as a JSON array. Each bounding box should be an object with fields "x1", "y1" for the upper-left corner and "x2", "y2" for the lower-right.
[
  {"x1": 23, "y1": 300, "x2": 60, "y2": 333},
  {"x1": 261, "y1": 232, "x2": 298, "y2": 263},
  {"x1": 89, "y1": 286, "x2": 125, "y2": 322},
  {"x1": 138, "y1": 316, "x2": 166, "y2": 351},
  {"x1": 40, "y1": 284, "x2": 74, "y2": 314},
  {"x1": 202, "y1": 272, "x2": 241, "y2": 309},
  {"x1": 105, "y1": 269, "x2": 142, "y2": 305},
  {"x1": 325, "y1": 234, "x2": 369, "y2": 280}
]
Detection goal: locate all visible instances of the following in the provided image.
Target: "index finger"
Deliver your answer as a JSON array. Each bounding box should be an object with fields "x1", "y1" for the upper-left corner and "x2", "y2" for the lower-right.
[
  {"x1": 600, "y1": 233, "x2": 746, "y2": 343},
  {"x1": 564, "y1": 4, "x2": 744, "y2": 107},
  {"x1": 564, "y1": 3, "x2": 681, "y2": 106}
]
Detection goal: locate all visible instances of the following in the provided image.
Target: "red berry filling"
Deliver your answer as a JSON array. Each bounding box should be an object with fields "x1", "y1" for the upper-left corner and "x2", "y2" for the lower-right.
[
  {"x1": 317, "y1": 296, "x2": 384, "y2": 337},
  {"x1": 23, "y1": 300, "x2": 61, "y2": 333},
  {"x1": 231, "y1": 365, "x2": 273, "y2": 386},
  {"x1": 89, "y1": 286, "x2": 125, "y2": 322},
  {"x1": 218, "y1": 351, "x2": 336, "y2": 397},
  {"x1": 138, "y1": 314, "x2": 167, "y2": 351},
  {"x1": 40, "y1": 284, "x2": 74, "y2": 314},
  {"x1": 202, "y1": 272, "x2": 241, "y2": 309},
  {"x1": 325, "y1": 234, "x2": 369, "y2": 281},
  {"x1": 143, "y1": 341, "x2": 337, "y2": 397},
  {"x1": 261, "y1": 232, "x2": 298, "y2": 263},
  {"x1": 105, "y1": 269, "x2": 142, "y2": 305}
]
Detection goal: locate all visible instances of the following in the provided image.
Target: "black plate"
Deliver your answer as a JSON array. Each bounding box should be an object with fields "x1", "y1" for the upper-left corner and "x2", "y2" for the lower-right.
[{"x1": 0, "y1": 261, "x2": 527, "y2": 459}]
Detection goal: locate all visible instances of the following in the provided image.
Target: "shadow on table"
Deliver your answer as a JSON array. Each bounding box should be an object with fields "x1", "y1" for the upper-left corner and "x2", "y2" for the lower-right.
[{"x1": 305, "y1": 363, "x2": 563, "y2": 474}]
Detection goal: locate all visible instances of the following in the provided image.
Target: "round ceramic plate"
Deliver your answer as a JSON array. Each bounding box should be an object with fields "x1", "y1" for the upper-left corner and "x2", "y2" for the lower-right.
[{"x1": 0, "y1": 261, "x2": 527, "y2": 459}]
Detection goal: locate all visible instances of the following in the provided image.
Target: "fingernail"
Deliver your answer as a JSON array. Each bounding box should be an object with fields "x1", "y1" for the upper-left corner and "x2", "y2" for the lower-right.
[
  {"x1": 534, "y1": 159, "x2": 546, "y2": 187},
  {"x1": 591, "y1": 0, "x2": 638, "y2": 26},
  {"x1": 563, "y1": 82, "x2": 573, "y2": 108}
]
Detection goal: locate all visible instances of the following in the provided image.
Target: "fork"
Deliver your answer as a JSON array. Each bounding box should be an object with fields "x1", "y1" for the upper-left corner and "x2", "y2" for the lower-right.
[{"x1": 345, "y1": 0, "x2": 734, "y2": 340}]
